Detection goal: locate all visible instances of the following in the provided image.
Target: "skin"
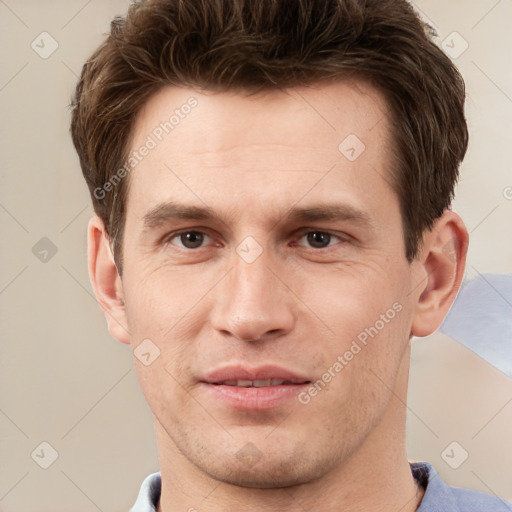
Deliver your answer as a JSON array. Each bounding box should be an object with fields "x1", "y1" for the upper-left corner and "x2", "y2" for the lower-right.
[{"x1": 88, "y1": 80, "x2": 468, "y2": 511}]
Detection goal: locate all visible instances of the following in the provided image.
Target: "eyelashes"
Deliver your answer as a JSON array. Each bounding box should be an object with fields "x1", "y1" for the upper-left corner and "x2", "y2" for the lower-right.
[{"x1": 165, "y1": 229, "x2": 346, "y2": 251}]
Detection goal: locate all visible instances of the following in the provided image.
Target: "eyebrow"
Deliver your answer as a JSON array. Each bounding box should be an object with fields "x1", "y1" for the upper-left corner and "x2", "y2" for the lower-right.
[
  {"x1": 284, "y1": 204, "x2": 372, "y2": 226},
  {"x1": 142, "y1": 201, "x2": 216, "y2": 229},
  {"x1": 142, "y1": 200, "x2": 373, "y2": 230}
]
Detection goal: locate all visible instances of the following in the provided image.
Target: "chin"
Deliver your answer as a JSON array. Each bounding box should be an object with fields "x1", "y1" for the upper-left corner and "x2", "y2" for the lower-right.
[
  {"x1": 220, "y1": 472, "x2": 306, "y2": 489},
  {"x1": 198, "y1": 447, "x2": 330, "y2": 489}
]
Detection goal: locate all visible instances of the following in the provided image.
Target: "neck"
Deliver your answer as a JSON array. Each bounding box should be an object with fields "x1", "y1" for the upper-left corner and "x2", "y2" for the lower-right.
[{"x1": 156, "y1": 344, "x2": 423, "y2": 512}]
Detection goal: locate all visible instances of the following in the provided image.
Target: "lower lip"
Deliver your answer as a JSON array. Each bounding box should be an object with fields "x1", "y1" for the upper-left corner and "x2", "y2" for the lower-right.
[{"x1": 200, "y1": 383, "x2": 309, "y2": 410}]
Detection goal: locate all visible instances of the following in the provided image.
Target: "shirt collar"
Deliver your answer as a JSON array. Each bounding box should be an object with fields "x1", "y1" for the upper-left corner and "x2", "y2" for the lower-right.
[
  {"x1": 412, "y1": 462, "x2": 458, "y2": 512},
  {"x1": 130, "y1": 472, "x2": 161, "y2": 512}
]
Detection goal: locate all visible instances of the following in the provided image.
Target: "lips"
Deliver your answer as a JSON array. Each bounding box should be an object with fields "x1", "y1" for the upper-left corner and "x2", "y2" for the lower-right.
[
  {"x1": 201, "y1": 365, "x2": 310, "y2": 386},
  {"x1": 199, "y1": 365, "x2": 311, "y2": 410},
  {"x1": 214, "y1": 379, "x2": 296, "y2": 387}
]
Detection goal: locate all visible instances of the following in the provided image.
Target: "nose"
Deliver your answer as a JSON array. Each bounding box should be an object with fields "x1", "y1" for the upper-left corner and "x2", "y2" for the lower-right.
[{"x1": 210, "y1": 251, "x2": 296, "y2": 342}]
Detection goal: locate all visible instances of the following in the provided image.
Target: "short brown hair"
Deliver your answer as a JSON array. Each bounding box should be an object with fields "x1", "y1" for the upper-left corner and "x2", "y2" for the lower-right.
[{"x1": 70, "y1": 0, "x2": 468, "y2": 271}]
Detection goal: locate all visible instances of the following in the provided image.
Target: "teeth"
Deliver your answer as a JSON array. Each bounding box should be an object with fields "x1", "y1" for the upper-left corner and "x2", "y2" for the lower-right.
[
  {"x1": 253, "y1": 379, "x2": 271, "y2": 387},
  {"x1": 237, "y1": 379, "x2": 254, "y2": 387},
  {"x1": 218, "y1": 379, "x2": 287, "y2": 387}
]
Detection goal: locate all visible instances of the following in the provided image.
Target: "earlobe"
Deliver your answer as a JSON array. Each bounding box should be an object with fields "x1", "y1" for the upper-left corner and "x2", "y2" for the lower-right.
[
  {"x1": 87, "y1": 215, "x2": 130, "y2": 344},
  {"x1": 411, "y1": 211, "x2": 469, "y2": 338}
]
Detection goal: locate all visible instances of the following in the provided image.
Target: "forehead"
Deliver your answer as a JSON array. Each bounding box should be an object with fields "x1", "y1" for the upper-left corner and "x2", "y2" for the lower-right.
[
  {"x1": 132, "y1": 79, "x2": 389, "y2": 152},
  {"x1": 125, "y1": 79, "x2": 395, "y2": 221}
]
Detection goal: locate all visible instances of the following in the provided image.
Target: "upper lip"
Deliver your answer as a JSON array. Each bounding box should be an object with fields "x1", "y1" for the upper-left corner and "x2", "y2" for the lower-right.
[{"x1": 200, "y1": 364, "x2": 310, "y2": 384}]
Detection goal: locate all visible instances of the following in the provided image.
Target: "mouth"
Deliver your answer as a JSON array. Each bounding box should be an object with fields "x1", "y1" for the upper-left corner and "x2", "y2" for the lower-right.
[
  {"x1": 199, "y1": 365, "x2": 311, "y2": 410},
  {"x1": 212, "y1": 379, "x2": 308, "y2": 387}
]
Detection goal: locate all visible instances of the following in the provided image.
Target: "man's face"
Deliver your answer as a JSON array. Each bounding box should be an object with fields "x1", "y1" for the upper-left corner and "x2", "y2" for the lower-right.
[{"x1": 119, "y1": 81, "x2": 420, "y2": 487}]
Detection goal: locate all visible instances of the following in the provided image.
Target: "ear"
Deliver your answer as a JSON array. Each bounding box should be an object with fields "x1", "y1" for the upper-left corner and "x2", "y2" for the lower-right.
[
  {"x1": 411, "y1": 210, "x2": 469, "y2": 337},
  {"x1": 87, "y1": 215, "x2": 130, "y2": 344}
]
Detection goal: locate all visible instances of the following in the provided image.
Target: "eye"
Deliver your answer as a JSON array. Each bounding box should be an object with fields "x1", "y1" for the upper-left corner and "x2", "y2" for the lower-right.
[
  {"x1": 168, "y1": 230, "x2": 212, "y2": 249},
  {"x1": 296, "y1": 231, "x2": 342, "y2": 249}
]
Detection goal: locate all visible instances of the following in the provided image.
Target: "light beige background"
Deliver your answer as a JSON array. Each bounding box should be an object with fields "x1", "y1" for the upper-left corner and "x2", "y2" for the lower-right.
[{"x1": 0, "y1": 1, "x2": 511, "y2": 511}]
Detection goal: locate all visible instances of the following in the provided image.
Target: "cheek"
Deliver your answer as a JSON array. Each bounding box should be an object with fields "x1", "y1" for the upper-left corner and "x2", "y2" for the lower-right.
[
  {"x1": 122, "y1": 265, "x2": 215, "y2": 394},
  {"x1": 124, "y1": 279, "x2": 195, "y2": 418},
  {"x1": 299, "y1": 258, "x2": 409, "y2": 333},
  {"x1": 299, "y1": 259, "x2": 413, "y2": 396},
  {"x1": 123, "y1": 262, "x2": 212, "y2": 336}
]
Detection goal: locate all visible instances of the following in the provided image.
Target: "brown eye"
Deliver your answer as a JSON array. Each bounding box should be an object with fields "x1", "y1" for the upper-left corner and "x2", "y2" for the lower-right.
[
  {"x1": 306, "y1": 232, "x2": 332, "y2": 248},
  {"x1": 296, "y1": 231, "x2": 341, "y2": 249},
  {"x1": 170, "y1": 231, "x2": 209, "y2": 249}
]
